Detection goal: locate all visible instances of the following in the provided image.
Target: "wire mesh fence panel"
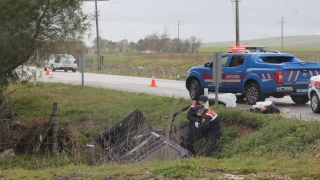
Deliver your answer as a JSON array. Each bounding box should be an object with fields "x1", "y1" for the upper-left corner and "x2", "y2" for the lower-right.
[{"x1": 95, "y1": 108, "x2": 193, "y2": 163}]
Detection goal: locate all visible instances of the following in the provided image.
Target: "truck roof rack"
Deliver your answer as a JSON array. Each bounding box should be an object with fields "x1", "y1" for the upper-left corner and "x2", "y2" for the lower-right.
[{"x1": 265, "y1": 50, "x2": 280, "y2": 53}]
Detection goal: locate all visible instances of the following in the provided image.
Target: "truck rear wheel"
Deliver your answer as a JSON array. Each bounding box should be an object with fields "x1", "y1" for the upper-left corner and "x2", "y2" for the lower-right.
[
  {"x1": 290, "y1": 95, "x2": 309, "y2": 104},
  {"x1": 245, "y1": 83, "x2": 263, "y2": 105},
  {"x1": 189, "y1": 79, "x2": 203, "y2": 100}
]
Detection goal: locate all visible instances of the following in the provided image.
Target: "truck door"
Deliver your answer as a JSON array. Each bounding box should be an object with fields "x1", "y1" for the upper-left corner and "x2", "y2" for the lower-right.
[
  {"x1": 221, "y1": 55, "x2": 246, "y2": 92},
  {"x1": 201, "y1": 56, "x2": 228, "y2": 92}
]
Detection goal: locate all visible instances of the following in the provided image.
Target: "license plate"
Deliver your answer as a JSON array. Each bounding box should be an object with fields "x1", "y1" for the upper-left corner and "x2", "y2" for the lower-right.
[{"x1": 296, "y1": 88, "x2": 308, "y2": 93}]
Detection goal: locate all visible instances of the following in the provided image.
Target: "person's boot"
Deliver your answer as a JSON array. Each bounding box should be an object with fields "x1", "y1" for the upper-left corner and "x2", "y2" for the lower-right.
[{"x1": 186, "y1": 145, "x2": 196, "y2": 156}]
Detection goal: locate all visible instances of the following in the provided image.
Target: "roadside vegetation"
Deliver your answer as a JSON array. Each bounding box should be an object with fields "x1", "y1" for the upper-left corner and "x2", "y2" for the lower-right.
[
  {"x1": 2, "y1": 0, "x2": 319, "y2": 178},
  {"x1": 1, "y1": 82, "x2": 320, "y2": 179},
  {"x1": 82, "y1": 45, "x2": 320, "y2": 81}
]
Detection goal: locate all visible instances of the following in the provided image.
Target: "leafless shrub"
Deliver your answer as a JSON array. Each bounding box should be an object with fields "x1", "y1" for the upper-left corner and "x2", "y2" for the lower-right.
[{"x1": 0, "y1": 118, "x2": 73, "y2": 154}]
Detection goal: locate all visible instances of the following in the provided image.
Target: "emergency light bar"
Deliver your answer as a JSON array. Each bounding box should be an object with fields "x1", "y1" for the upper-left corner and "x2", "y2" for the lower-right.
[{"x1": 229, "y1": 46, "x2": 267, "y2": 52}]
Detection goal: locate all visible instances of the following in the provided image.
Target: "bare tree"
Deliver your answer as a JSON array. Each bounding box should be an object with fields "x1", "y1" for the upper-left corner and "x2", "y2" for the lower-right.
[
  {"x1": 172, "y1": 38, "x2": 184, "y2": 53},
  {"x1": 100, "y1": 39, "x2": 110, "y2": 53},
  {"x1": 117, "y1": 39, "x2": 129, "y2": 52},
  {"x1": 145, "y1": 27, "x2": 170, "y2": 53},
  {"x1": 107, "y1": 41, "x2": 117, "y2": 54},
  {"x1": 92, "y1": 37, "x2": 109, "y2": 54},
  {"x1": 188, "y1": 36, "x2": 202, "y2": 52},
  {"x1": 136, "y1": 39, "x2": 146, "y2": 51},
  {"x1": 129, "y1": 41, "x2": 136, "y2": 52},
  {"x1": 161, "y1": 39, "x2": 171, "y2": 53},
  {"x1": 182, "y1": 39, "x2": 191, "y2": 53}
]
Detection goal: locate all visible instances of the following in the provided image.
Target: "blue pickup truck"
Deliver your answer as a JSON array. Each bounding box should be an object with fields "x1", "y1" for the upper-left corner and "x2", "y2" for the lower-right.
[{"x1": 186, "y1": 47, "x2": 320, "y2": 105}]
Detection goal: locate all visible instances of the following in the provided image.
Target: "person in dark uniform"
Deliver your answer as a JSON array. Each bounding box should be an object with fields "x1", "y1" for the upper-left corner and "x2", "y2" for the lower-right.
[
  {"x1": 193, "y1": 105, "x2": 223, "y2": 157},
  {"x1": 185, "y1": 95, "x2": 209, "y2": 155}
]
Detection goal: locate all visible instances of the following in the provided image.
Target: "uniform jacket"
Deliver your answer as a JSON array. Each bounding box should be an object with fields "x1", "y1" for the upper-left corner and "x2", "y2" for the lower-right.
[
  {"x1": 187, "y1": 101, "x2": 201, "y2": 124},
  {"x1": 197, "y1": 109, "x2": 221, "y2": 133}
]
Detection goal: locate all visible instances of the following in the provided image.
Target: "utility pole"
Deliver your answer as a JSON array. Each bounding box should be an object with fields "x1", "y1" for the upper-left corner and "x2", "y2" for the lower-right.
[
  {"x1": 235, "y1": 0, "x2": 240, "y2": 46},
  {"x1": 84, "y1": 0, "x2": 109, "y2": 71},
  {"x1": 278, "y1": 17, "x2": 286, "y2": 51},
  {"x1": 95, "y1": 1, "x2": 101, "y2": 70},
  {"x1": 177, "y1": 21, "x2": 182, "y2": 39}
]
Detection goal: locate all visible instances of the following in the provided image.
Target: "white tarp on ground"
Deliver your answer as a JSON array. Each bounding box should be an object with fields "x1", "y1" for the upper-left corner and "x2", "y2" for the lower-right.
[{"x1": 210, "y1": 93, "x2": 237, "y2": 108}]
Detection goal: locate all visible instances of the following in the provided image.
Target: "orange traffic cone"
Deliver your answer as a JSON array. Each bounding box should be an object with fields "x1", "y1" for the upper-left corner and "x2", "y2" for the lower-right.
[
  {"x1": 150, "y1": 77, "x2": 157, "y2": 87},
  {"x1": 45, "y1": 69, "x2": 50, "y2": 76}
]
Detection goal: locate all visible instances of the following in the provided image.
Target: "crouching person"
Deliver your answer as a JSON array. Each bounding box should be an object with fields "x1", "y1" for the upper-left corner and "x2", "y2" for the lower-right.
[
  {"x1": 185, "y1": 95, "x2": 209, "y2": 155},
  {"x1": 193, "y1": 105, "x2": 223, "y2": 157}
]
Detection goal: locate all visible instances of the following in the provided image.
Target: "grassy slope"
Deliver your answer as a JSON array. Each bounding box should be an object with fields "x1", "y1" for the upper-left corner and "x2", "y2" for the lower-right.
[
  {"x1": 201, "y1": 35, "x2": 320, "y2": 47},
  {"x1": 84, "y1": 49, "x2": 320, "y2": 81},
  {"x1": 1, "y1": 82, "x2": 320, "y2": 179},
  {"x1": 83, "y1": 35, "x2": 320, "y2": 79},
  {"x1": 2, "y1": 36, "x2": 320, "y2": 179},
  {"x1": 200, "y1": 35, "x2": 320, "y2": 53}
]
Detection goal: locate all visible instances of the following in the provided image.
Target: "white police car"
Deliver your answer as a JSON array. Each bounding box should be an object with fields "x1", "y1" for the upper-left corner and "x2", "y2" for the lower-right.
[
  {"x1": 44, "y1": 54, "x2": 77, "y2": 72},
  {"x1": 308, "y1": 75, "x2": 320, "y2": 113}
]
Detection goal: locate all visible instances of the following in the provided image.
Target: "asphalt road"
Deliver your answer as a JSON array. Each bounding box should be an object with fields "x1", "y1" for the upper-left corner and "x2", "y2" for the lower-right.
[{"x1": 36, "y1": 68, "x2": 320, "y2": 121}]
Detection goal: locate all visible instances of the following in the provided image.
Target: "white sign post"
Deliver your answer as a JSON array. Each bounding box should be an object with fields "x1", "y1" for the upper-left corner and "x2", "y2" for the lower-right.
[
  {"x1": 204, "y1": 88, "x2": 209, "y2": 109},
  {"x1": 79, "y1": 52, "x2": 86, "y2": 89},
  {"x1": 212, "y1": 53, "x2": 222, "y2": 105}
]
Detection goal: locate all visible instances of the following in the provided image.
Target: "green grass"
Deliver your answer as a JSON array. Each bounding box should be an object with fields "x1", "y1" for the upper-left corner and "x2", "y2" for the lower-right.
[
  {"x1": 82, "y1": 48, "x2": 320, "y2": 81},
  {"x1": 84, "y1": 53, "x2": 212, "y2": 80},
  {"x1": 2, "y1": 82, "x2": 320, "y2": 179},
  {"x1": 6, "y1": 82, "x2": 190, "y2": 127}
]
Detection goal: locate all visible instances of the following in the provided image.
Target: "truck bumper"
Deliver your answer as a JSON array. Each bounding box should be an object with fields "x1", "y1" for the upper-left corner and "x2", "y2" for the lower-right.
[{"x1": 276, "y1": 86, "x2": 308, "y2": 95}]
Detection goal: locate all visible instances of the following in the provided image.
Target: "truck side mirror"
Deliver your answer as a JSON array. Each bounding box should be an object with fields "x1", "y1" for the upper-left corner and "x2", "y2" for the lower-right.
[{"x1": 204, "y1": 62, "x2": 210, "y2": 67}]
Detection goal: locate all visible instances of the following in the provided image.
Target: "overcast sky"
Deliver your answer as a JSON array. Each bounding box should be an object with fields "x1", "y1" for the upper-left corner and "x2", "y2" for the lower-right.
[{"x1": 81, "y1": 0, "x2": 320, "y2": 46}]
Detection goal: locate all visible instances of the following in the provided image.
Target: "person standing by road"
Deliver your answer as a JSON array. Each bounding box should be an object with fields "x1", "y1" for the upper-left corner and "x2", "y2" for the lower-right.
[
  {"x1": 185, "y1": 95, "x2": 209, "y2": 155},
  {"x1": 193, "y1": 105, "x2": 223, "y2": 157}
]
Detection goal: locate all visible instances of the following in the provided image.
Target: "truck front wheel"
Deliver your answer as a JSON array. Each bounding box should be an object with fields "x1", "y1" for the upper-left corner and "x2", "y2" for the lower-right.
[
  {"x1": 310, "y1": 92, "x2": 320, "y2": 113},
  {"x1": 245, "y1": 83, "x2": 263, "y2": 105},
  {"x1": 290, "y1": 95, "x2": 309, "y2": 104},
  {"x1": 189, "y1": 79, "x2": 203, "y2": 100}
]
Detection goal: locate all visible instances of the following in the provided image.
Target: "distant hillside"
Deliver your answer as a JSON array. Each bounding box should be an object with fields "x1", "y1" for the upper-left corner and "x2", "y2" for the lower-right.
[{"x1": 202, "y1": 35, "x2": 320, "y2": 47}]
